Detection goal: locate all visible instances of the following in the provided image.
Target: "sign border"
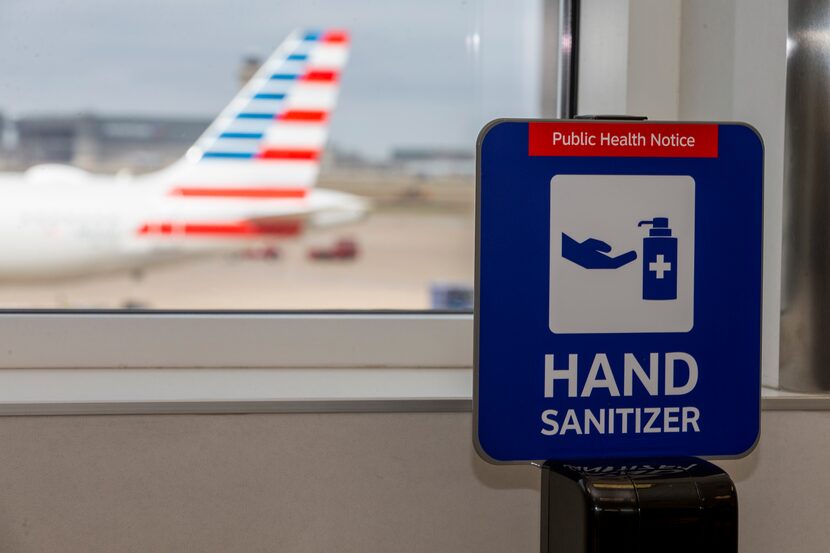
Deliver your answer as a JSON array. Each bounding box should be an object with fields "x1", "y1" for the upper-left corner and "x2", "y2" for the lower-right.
[{"x1": 473, "y1": 118, "x2": 764, "y2": 465}]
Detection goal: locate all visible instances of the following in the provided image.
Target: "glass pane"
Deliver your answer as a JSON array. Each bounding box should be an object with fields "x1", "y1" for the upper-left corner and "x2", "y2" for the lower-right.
[{"x1": 0, "y1": 0, "x2": 540, "y2": 310}]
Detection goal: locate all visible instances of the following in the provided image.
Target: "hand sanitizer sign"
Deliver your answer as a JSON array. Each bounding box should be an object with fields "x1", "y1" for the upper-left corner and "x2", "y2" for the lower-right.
[{"x1": 475, "y1": 120, "x2": 763, "y2": 462}]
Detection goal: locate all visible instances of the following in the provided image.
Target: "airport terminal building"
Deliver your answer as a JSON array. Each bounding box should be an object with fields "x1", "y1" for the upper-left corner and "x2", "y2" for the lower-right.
[{"x1": 3, "y1": 114, "x2": 210, "y2": 173}]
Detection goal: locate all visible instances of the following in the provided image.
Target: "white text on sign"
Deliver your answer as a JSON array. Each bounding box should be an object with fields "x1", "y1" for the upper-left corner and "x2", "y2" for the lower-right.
[
  {"x1": 540, "y1": 352, "x2": 701, "y2": 436},
  {"x1": 551, "y1": 131, "x2": 697, "y2": 149}
]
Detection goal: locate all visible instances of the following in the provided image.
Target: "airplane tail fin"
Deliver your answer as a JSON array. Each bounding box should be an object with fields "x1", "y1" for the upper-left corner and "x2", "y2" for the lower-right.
[{"x1": 163, "y1": 28, "x2": 349, "y2": 198}]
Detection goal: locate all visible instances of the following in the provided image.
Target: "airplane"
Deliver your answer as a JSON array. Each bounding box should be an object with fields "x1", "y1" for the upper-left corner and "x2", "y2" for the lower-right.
[{"x1": 0, "y1": 28, "x2": 368, "y2": 280}]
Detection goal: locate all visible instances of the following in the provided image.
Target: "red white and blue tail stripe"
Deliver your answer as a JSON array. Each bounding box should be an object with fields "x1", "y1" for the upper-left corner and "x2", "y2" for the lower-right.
[{"x1": 172, "y1": 29, "x2": 349, "y2": 197}]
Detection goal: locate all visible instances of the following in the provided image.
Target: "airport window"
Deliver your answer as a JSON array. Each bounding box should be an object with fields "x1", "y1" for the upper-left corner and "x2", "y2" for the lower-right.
[
  {"x1": 0, "y1": 1, "x2": 787, "y2": 411},
  {"x1": 0, "y1": 0, "x2": 542, "y2": 311}
]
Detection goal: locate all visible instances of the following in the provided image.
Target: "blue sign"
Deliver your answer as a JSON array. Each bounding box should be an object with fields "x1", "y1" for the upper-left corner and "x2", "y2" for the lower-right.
[{"x1": 475, "y1": 120, "x2": 763, "y2": 462}]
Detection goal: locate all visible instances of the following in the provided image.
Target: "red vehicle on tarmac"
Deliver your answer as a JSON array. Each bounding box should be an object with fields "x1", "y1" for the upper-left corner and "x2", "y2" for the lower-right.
[{"x1": 308, "y1": 238, "x2": 359, "y2": 260}]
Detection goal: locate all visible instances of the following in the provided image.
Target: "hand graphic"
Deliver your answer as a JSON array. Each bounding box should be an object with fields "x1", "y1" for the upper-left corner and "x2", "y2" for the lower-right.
[{"x1": 562, "y1": 233, "x2": 637, "y2": 269}]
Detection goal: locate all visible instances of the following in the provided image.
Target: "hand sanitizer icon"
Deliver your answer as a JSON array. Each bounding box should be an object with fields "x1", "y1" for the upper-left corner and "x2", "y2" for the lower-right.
[
  {"x1": 549, "y1": 175, "x2": 694, "y2": 333},
  {"x1": 638, "y1": 217, "x2": 677, "y2": 300}
]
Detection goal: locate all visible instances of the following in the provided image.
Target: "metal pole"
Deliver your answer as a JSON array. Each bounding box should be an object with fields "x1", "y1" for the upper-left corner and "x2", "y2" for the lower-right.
[
  {"x1": 780, "y1": 0, "x2": 830, "y2": 391},
  {"x1": 557, "y1": 0, "x2": 580, "y2": 118}
]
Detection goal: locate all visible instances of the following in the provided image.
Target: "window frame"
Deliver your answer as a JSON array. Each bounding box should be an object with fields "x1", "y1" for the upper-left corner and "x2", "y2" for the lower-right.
[{"x1": 0, "y1": 312, "x2": 473, "y2": 413}]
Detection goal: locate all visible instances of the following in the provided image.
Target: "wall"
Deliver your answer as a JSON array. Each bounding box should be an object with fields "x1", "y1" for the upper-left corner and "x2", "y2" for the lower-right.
[
  {"x1": 0, "y1": 412, "x2": 537, "y2": 552},
  {"x1": 627, "y1": 0, "x2": 681, "y2": 119},
  {"x1": 0, "y1": 409, "x2": 824, "y2": 552},
  {"x1": 578, "y1": 0, "x2": 631, "y2": 114}
]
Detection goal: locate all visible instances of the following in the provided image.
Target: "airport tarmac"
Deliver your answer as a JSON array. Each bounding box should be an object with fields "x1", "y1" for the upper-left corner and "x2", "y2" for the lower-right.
[{"x1": 0, "y1": 209, "x2": 475, "y2": 310}]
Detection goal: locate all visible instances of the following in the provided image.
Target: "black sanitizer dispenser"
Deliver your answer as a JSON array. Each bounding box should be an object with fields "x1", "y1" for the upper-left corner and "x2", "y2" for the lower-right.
[{"x1": 540, "y1": 457, "x2": 738, "y2": 553}]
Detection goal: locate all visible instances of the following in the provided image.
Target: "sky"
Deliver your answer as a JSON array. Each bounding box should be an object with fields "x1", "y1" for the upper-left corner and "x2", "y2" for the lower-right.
[{"x1": 0, "y1": 0, "x2": 541, "y2": 159}]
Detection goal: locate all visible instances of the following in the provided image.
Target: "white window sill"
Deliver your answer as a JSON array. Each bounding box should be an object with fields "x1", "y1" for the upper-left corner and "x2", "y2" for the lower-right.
[
  {"x1": 0, "y1": 312, "x2": 472, "y2": 414},
  {"x1": 0, "y1": 312, "x2": 827, "y2": 414}
]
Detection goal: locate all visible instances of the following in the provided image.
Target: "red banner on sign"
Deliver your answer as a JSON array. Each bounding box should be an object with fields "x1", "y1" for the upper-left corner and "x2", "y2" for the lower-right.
[{"x1": 528, "y1": 122, "x2": 718, "y2": 158}]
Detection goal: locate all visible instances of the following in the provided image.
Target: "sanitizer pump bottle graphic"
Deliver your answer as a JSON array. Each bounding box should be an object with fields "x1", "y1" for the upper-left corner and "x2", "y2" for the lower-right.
[{"x1": 638, "y1": 217, "x2": 677, "y2": 300}]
